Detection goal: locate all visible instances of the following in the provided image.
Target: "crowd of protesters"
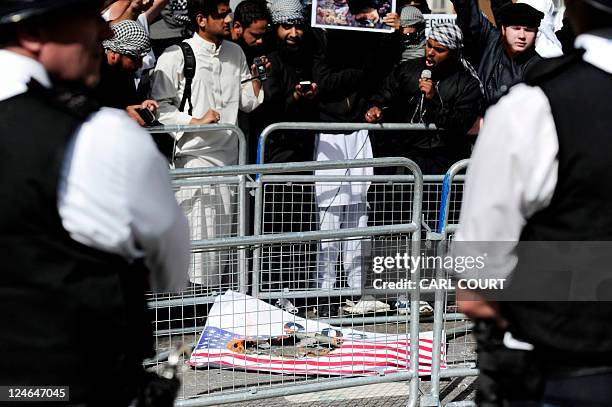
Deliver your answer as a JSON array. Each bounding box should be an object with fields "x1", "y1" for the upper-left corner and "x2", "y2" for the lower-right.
[
  {"x1": 2, "y1": 0, "x2": 608, "y2": 404},
  {"x1": 96, "y1": 0, "x2": 574, "y2": 313},
  {"x1": 98, "y1": 0, "x2": 574, "y2": 167},
  {"x1": 95, "y1": 0, "x2": 578, "y2": 157},
  {"x1": 96, "y1": 0, "x2": 563, "y2": 172}
]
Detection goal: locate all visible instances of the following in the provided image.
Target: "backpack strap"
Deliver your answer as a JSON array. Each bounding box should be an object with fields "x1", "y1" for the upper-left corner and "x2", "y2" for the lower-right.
[{"x1": 178, "y1": 42, "x2": 196, "y2": 116}]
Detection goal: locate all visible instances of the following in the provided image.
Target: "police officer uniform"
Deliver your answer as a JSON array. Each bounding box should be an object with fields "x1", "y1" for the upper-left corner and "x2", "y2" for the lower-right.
[
  {"x1": 0, "y1": 1, "x2": 189, "y2": 405},
  {"x1": 455, "y1": 0, "x2": 612, "y2": 404}
]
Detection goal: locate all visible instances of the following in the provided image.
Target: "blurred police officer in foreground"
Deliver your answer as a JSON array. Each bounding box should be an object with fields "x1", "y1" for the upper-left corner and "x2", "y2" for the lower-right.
[
  {"x1": 0, "y1": 1, "x2": 189, "y2": 405},
  {"x1": 455, "y1": 0, "x2": 612, "y2": 405}
]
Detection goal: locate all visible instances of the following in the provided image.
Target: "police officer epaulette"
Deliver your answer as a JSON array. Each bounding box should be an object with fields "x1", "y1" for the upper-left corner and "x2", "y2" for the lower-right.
[
  {"x1": 27, "y1": 79, "x2": 100, "y2": 120},
  {"x1": 524, "y1": 49, "x2": 586, "y2": 86}
]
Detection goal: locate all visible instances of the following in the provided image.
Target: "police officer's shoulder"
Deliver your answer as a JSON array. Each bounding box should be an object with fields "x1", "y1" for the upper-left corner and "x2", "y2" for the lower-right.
[
  {"x1": 85, "y1": 107, "x2": 160, "y2": 155},
  {"x1": 524, "y1": 50, "x2": 586, "y2": 86},
  {"x1": 27, "y1": 80, "x2": 99, "y2": 121}
]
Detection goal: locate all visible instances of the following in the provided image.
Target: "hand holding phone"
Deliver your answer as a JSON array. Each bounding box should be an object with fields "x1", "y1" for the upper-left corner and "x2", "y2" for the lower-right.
[
  {"x1": 295, "y1": 81, "x2": 317, "y2": 101},
  {"x1": 253, "y1": 57, "x2": 268, "y2": 81},
  {"x1": 136, "y1": 107, "x2": 156, "y2": 125},
  {"x1": 299, "y1": 81, "x2": 312, "y2": 92}
]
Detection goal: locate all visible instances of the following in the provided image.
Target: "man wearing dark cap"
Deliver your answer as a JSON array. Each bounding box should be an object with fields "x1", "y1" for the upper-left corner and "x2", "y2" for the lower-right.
[
  {"x1": 451, "y1": 0, "x2": 544, "y2": 105},
  {"x1": 454, "y1": 0, "x2": 612, "y2": 404},
  {"x1": 0, "y1": 1, "x2": 189, "y2": 405}
]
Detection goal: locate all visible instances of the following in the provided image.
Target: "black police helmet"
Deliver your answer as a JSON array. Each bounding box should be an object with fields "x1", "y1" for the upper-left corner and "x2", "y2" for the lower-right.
[{"x1": 0, "y1": 0, "x2": 104, "y2": 26}]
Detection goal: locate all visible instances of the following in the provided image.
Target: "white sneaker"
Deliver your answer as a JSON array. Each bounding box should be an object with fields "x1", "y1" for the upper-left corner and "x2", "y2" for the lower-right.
[
  {"x1": 395, "y1": 300, "x2": 434, "y2": 316},
  {"x1": 343, "y1": 299, "x2": 391, "y2": 314},
  {"x1": 275, "y1": 298, "x2": 298, "y2": 314}
]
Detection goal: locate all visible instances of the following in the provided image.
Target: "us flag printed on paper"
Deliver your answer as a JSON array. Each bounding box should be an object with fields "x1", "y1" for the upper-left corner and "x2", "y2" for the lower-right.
[{"x1": 188, "y1": 291, "x2": 446, "y2": 376}]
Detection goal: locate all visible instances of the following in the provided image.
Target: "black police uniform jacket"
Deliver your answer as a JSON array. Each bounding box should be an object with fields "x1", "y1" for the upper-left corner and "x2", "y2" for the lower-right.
[{"x1": 0, "y1": 81, "x2": 153, "y2": 404}]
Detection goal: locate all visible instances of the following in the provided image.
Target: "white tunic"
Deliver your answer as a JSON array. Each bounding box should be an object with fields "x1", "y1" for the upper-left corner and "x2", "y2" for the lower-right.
[
  {"x1": 315, "y1": 130, "x2": 373, "y2": 207},
  {"x1": 151, "y1": 34, "x2": 264, "y2": 166}
]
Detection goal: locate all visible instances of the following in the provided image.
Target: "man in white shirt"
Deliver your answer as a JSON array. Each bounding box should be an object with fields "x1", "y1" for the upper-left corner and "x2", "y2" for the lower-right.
[
  {"x1": 454, "y1": 0, "x2": 612, "y2": 404},
  {"x1": 151, "y1": 0, "x2": 264, "y2": 286},
  {"x1": 0, "y1": 0, "x2": 189, "y2": 404}
]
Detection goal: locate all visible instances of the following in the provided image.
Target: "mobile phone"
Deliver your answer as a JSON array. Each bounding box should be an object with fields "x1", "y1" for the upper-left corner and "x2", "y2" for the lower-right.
[
  {"x1": 253, "y1": 57, "x2": 268, "y2": 81},
  {"x1": 299, "y1": 81, "x2": 312, "y2": 92},
  {"x1": 136, "y1": 107, "x2": 156, "y2": 125}
]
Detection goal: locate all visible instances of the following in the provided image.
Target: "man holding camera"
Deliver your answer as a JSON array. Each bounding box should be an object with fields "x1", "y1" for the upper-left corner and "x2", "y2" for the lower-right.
[{"x1": 151, "y1": 0, "x2": 266, "y2": 287}]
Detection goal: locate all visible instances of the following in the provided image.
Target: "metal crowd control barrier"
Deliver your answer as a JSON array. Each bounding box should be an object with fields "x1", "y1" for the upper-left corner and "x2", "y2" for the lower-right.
[
  {"x1": 424, "y1": 159, "x2": 479, "y2": 407},
  {"x1": 146, "y1": 158, "x2": 425, "y2": 406},
  {"x1": 147, "y1": 123, "x2": 248, "y2": 165},
  {"x1": 257, "y1": 122, "x2": 437, "y2": 165},
  {"x1": 255, "y1": 158, "x2": 424, "y2": 407},
  {"x1": 146, "y1": 124, "x2": 248, "y2": 326}
]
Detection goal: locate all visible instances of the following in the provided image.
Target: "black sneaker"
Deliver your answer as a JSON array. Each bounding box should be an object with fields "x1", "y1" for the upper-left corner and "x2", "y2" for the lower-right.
[{"x1": 317, "y1": 302, "x2": 341, "y2": 318}]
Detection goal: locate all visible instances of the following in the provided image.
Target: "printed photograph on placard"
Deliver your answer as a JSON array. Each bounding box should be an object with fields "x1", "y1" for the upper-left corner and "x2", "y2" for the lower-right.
[{"x1": 312, "y1": 0, "x2": 396, "y2": 33}]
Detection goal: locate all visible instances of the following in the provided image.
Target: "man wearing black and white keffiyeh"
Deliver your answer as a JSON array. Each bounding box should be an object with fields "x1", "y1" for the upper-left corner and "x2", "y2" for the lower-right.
[
  {"x1": 366, "y1": 21, "x2": 484, "y2": 174},
  {"x1": 97, "y1": 20, "x2": 162, "y2": 129}
]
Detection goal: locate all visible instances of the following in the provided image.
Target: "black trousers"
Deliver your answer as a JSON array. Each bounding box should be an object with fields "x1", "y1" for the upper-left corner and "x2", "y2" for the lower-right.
[{"x1": 475, "y1": 320, "x2": 612, "y2": 407}]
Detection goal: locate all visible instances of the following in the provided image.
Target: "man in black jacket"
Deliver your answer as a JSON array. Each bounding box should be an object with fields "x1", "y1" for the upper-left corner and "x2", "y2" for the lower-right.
[
  {"x1": 253, "y1": 0, "x2": 318, "y2": 164},
  {"x1": 365, "y1": 22, "x2": 483, "y2": 174},
  {"x1": 98, "y1": 19, "x2": 159, "y2": 124},
  {"x1": 451, "y1": 0, "x2": 544, "y2": 105},
  {"x1": 254, "y1": 0, "x2": 319, "y2": 300}
]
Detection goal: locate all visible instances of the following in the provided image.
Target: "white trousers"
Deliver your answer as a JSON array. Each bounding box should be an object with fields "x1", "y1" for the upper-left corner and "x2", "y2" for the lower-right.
[
  {"x1": 175, "y1": 156, "x2": 234, "y2": 286},
  {"x1": 316, "y1": 203, "x2": 368, "y2": 289}
]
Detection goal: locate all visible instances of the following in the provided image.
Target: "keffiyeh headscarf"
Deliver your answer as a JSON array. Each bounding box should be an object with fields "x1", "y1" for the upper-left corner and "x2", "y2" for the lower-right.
[
  {"x1": 269, "y1": 0, "x2": 305, "y2": 25},
  {"x1": 103, "y1": 20, "x2": 151, "y2": 58},
  {"x1": 170, "y1": 0, "x2": 191, "y2": 25},
  {"x1": 429, "y1": 22, "x2": 484, "y2": 94}
]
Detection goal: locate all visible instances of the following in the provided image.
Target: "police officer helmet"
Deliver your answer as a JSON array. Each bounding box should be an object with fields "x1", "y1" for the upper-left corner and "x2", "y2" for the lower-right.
[{"x1": 0, "y1": 0, "x2": 104, "y2": 26}]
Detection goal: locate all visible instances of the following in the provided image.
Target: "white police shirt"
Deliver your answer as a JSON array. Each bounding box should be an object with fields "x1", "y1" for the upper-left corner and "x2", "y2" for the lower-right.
[{"x1": 454, "y1": 30, "x2": 612, "y2": 278}]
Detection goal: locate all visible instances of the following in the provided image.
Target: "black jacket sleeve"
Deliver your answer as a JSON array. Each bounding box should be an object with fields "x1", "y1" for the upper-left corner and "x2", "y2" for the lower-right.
[
  {"x1": 369, "y1": 59, "x2": 422, "y2": 110},
  {"x1": 490, "y1": 0, "x2": 511, "y2": 27},
  {"x1": 450, "y1": 0, "x2": 500, "y2": 66},
  {"x1": 425, "y1": 74, "x2": 483, "y2": 136},
  {"x1": 368, "y1": 63, "x2": 403, "y2": 110},
  {"x1": 311, "y1": 28, "x2": 365, "y2": 100}
]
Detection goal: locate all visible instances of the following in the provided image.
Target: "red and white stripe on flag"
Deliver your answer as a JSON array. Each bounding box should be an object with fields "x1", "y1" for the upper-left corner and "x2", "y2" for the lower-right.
[{"x1": 188, "y1": 291, "x2": 446, "y2": 376}]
